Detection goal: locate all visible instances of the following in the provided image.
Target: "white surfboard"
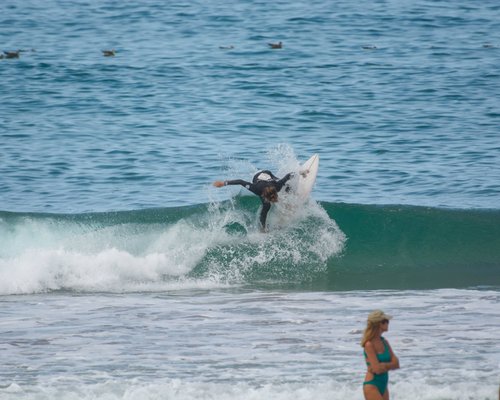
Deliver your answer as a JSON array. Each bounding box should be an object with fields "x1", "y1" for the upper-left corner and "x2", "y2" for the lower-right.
[
  {"x1": 295, "y1": 153, "x2": 319, "y2": 202},
  {"x1": 271, "y1": 154, "x2": 319, "y2": 226}
]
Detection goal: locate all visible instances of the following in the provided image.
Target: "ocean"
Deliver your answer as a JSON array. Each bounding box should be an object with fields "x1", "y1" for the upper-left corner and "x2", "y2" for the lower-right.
[{"x1": 1, "y1": 0, "x2": 499, "y2": 399}]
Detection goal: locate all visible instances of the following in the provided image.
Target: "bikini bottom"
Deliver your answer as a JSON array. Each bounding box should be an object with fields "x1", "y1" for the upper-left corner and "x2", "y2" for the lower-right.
[{"x1": 363, "y1": 372, "x2": 388, "y2": 396}]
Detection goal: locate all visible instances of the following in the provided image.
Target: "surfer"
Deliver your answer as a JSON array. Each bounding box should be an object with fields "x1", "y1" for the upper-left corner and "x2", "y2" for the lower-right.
[
  {"x1": 361, "y1": 310, "x2": 400, "y2": 400},
  {"x1": 213, "y1": 170, "x2": 295, "y2": 232}
]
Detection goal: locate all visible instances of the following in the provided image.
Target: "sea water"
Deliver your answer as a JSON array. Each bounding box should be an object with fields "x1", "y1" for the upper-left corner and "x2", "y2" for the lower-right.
[
  {"x1": 1, "y1": 0, "x2": 499, "y2": 399},
  {"x1": 1, "y1": 289, "x2": 498, "y2": 400}
]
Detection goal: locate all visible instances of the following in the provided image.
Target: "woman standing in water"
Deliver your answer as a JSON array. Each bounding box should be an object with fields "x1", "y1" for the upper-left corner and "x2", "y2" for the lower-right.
[{"x1": 361, "y1": 310, "x2": 400, "y2": 400}]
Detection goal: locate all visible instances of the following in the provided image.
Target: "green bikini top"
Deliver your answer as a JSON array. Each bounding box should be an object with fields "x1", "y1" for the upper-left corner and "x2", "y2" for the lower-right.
[{"x1": 364, "y1": 336, "x2": 391, "y2": 365}]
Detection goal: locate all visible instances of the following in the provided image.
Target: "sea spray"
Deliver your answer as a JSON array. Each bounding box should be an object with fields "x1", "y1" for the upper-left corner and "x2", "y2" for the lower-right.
[
  {"x1": 193, "y1": 195, "x2": 346, "y2": 285},
  {"x1": 0, "y1": 198, "x2": 346, "y2": 295}
]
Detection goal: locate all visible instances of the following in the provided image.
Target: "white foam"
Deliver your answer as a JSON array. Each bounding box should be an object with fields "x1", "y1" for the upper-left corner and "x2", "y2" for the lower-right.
[
  {"x1": 1, "y1": 289, "x2": 498, "y2": 399},
  {"x1": 0, "y1": 201, "x2": 344, "y2": 295},
  {"x1": 0, "y1": 380, "x2": 361, "y2": 400},
  {"x1": 1, "y1": 378, "x2": 498, "y2": 400},
  {"x1": 0, "y1": 215, "x2": 231, "y2": 294}
]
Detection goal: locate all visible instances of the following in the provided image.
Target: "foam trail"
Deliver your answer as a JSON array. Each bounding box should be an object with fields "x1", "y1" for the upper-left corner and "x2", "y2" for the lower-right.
[
  {"x1": 0, "y1": 194, "x2": 345, "y2": 294},
  {"x1": 0, "y1": 219, "x2": 222, "y2": 294},
  {"x1": 0, "y1": 206, "x2": 234, "y2": 294}
]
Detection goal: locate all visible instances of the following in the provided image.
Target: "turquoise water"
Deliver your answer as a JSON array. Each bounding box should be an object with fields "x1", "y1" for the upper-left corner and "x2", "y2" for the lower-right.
[
  {"x1": 1, "y1": 0, "x2": 500, "y2": 399},
  {"x1": 1, "y1": 202, "x2": 499, "y2": 294}
]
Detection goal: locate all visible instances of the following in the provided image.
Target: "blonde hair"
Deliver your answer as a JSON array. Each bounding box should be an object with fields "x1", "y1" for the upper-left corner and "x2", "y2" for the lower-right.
[
  {"x1": 361, "y1": 321, "x2": 381, "y2": 347},
  {"x1": 360, "y1": 309, "x2": 392, "y2": 347}
]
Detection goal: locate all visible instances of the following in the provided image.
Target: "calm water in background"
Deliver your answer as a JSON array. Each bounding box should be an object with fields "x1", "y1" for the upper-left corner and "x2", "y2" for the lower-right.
[
  {"x1": 1, "y1": 0, "x2": 500, "y2": 211},
  {"x1": 1, "y1": 0, "x2": 500, "y2": 399}
]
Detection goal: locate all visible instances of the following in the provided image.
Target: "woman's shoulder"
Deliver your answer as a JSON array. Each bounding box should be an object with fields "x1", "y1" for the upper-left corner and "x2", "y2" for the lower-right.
[{"x1": 364, "y1": 340, "x2": 375, "y2": 350}]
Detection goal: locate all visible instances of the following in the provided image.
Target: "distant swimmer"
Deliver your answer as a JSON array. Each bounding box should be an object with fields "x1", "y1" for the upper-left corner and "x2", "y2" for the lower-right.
[
  {"x1": 219, "y1": 45, "x2": 235, "y2": 50},
  {"x1": 361, "y1": 310, "x2": 400, "y2": 400},
  {"x1": 362, "y1": 45, "x2": 377, "y2": 50},
  {"x1": 102, "y1": 49, "x2": 116, "y2": 57},
  {"x1": 213, "y1": 169, "x2": 295, "y2": 232},
  {"x1": 268, "y1": 41, "x2": 283, "y2": 49}
]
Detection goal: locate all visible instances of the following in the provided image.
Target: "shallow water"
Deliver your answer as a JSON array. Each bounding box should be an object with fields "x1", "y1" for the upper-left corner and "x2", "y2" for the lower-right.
[{"x1": 1, "y1": 289, "x2": 499, "y2": 399}]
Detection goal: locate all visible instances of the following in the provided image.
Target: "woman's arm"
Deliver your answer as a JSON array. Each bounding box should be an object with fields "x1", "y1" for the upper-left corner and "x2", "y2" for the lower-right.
[
  {"x1": 385, "y1": 340, "x2": 400, "y2": 371},
  {"x1": 364, "y1": 341, "x2": 387, "y2": 374}
]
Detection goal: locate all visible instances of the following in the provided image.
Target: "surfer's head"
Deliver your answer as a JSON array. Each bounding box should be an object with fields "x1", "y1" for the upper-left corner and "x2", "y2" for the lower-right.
[{"x1": 262, "y1": 186, "x2": 278, "y2": 203}]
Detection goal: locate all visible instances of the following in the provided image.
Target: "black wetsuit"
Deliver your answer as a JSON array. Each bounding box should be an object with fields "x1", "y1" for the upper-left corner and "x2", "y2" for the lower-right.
[{"x1": 224, "y1": 170, "x2": 293, "y2": 228}]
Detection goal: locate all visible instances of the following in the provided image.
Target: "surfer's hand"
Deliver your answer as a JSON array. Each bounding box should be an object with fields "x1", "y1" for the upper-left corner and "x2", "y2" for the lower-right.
[{"x1": 213, "y1": 181, "x2": 225, "y2": 188}]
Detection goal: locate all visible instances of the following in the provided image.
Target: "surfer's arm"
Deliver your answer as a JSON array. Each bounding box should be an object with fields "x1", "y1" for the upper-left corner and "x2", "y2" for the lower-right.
[
  {"x1": 275, "y1": 172, "x2": 294, "y2": 191},
  {"x1": 213, "y1": 179, "x2": 251, "y2": 188}
]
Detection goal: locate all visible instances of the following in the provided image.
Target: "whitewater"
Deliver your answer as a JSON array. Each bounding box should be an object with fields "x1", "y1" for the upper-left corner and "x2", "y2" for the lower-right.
[
  {"x1": 1, "y1": 200, "x2": 499, "y2": 295},
  {"x1": 1, "y1": 289, "x2": 498, "y2": 399}
]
